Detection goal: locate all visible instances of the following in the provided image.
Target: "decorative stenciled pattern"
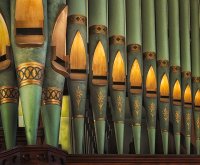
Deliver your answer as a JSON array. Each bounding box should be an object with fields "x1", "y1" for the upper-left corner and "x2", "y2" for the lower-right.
[
  {"x1": 196, "y1": 116, "x2": 200, "y2": 129},
  {"x1": 157, "y1": 60, "x2": 169, "y2": 67},
  {"x1": 68, "y1": 15, "x2": 87, "y2": 25},
  {"x1": 192, "y1": 77, "x2": 200, "y2": 83},
  {"x1": 116, "y1": 95, "x2": 123, "y2": 113},
  {"x1": 42, "y1": 87, "x2": 63, "y2": 106},
  {"x1": 162, "y1": 107, "x2": 169, "y2": 121},
  {"x1": 109, "y1": 35, "x2": 125, "y2": 45},
  {"x1": 182, "y1": 71, "x2": 192, "y2": 79},
  {"x1": 97, "y1": 90, "x2": 105, "y2": 114},
  {"x1": 175, "y1": 111, "x2": 180, "y2": 124},
  {"x1": 133, "y1": 99, "x2": 140, "y2": 116},
  {"x1": 89, "y1": 25, "x2": 107, "y2": 35},
  {"x1": 0, "y1": 86, "x2": 19, "y2": 104},
  {"x1": 16, "y1": 62, "x2": 44, "y2": 87},
  {"x1": 149, "y1": 102, "x2": 156, "y2": 118},
  {"x1": 127, "y1": 44, "x2": 141, "y2": 53},
  {"x1": 186, "y1": 112, "x2": 191, "y2": 129},
  {"x1": 170, "y1": 66, "x2": 181, "y2": 73},
  {"x1": 143, "y1": 52, "x2": 156, "y2": 60},
  {"x1": 75, "y1": 86, "x2": 83, "y2": 110}
]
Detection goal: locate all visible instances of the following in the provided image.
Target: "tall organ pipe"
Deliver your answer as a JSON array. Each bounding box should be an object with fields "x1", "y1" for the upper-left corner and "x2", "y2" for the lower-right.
[
  {"x1": 191, "y1": 0, "x2": 200, "y2": 155},
  {"x1": 88, "y1": 0, "x2": 108, "y2": 154},
  {"x1": 66, "y1": 0, "x2": 88, "y2": 154},
  {"x1": 41, "y1": 0, "x2": 68, "y2": 147},
  {"x1": 10, "y1": 0, "x2": 48, "y2": 144},
  {"x1": 0, "y1": 0, "x2": 19, "y2": 150},
  {"x1": 168, "y1": 0, "x2": 182, "y2": 155},
  {"x1": 155, "y1": 0, "x2": 170, "y2": 155},
  {"x1": 126, "y1": 0, "x2": 142, "y2": 154},
  {"x1": 108, "y1": 0, "x2": 126, "y2": 154},
  {"x1": 142, "y1": 0, "x2": 157, "y2": 154},
  {"x1": 179, "y1": 0, "x2": 192, "y2": 155}
]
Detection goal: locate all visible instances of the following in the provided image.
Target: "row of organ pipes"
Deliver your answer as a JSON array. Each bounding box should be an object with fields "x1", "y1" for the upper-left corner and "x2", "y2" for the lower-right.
[{"x1": 0, "y1": 0, "x2": 200, "y2": 155}]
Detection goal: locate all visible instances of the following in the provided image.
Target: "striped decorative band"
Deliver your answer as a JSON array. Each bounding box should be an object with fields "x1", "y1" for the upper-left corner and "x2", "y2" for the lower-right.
[
  {"x1": 68, "y1": 15, "x2": 87, "y2": 25},
  {"x1": 127, "y1": 44, "x2": 141, "y2": 53},
  {"x1": 109, "y1": 35, "x2": 125, "y2": 45},
  {"x1": 143, "y1": 52, "x2": 156, "y2": 60},
  {"x1": 89, "y1": 25, "x2": 107, "y2": 35},
  {"x1": 170, "y1": 66, "x2": 181, "y2": 73},
  {"x1": 42, "y1": 87, "x2": 63, "y2": 106},
  {"x1": 157, "y1": 60, "x2": 169, "y2": 67},
  {"x1": 0, "y1": 86, "x2": 19, "y2": 104},
  {"x1": 16, "y1": 62, "x2": 44, "y2": 87}
]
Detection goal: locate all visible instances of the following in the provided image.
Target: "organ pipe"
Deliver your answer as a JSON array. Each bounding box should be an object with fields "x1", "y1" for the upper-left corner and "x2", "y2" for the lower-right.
[
  {"x1": 88, "y1": 0, "x2": 108, "y2": 154},
  {"x1": 191, "y1": 0, "x2": 200, "y2": 155},
  {"x1": 109, "y1": 0, "x2": 126, "y2": 154},
  {"x1": 41, "y1": 0, "x2": 68, "y2": 147},
  {"x1": 126, "y1": 0, "x2": 142, "y2": 154},
  {"x1": 168, "y1": 0, "x2": 182, "y2": 155},
  {"x1": 10, "y1": 0, "x2": 48, "y2": 144},
  {"x1": 142, "y1": 0, "x2": 157, "y2": 154},
  {"x1": 0, "y1": 0, "x2": 19, "y2": 150},
  {"x1": 155, "y1": 0, "x2": 170, "y2": 155},
  {"x1": 66, "y1": 0, "x2": 88, "y2": 154}
]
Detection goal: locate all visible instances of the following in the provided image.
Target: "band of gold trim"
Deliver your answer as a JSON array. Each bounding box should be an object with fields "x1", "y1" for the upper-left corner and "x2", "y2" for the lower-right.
[
  {"x1": 89, "y1": 25, "x2": 107, "y2": 35},
  {"x1": 109, "y1": 35, "x2": 125, "y2": 45},
  {"x1": 127, "y1": 44, "x2": 141, "y2": 53},
  {"x1": 182, "y1": 71, "x2": 192, "y2": 79},
  {"x1": 157, "y1": 60, "x2": 169, "y2": 67},
  {"x1": 42, "y1": 87, "x2": 63, "y2": 106},
  {"x1": 114, "y1": 121, "x2": 124, "y2": 124},
  {"x1": 0, "y1": 86, "x2": 19, "y2": 104},
  {"x1": 143, "y1": 52, "x2": 156, "y2": 60},
  {"x1": 192, "y1": 77, "x2": 200, "y2": 83},
  {"x1": 16, "y1": 62, "x2": 44, "y2": 87},
  {"x1": 74, "y1": 115, "x2": 85, "y2": 118},
  {"x1": 68, "y1": 15, "x2": 87, "y2": 25},
  {"x1": 170, "y1": 66, "x2": 181, "y2": 73}
]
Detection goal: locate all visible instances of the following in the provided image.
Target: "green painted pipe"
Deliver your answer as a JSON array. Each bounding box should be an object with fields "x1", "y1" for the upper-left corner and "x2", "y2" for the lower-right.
[
  {"x1": 67, "y1": 0, "x2": 88, "y2": 154},
  {"x1": 168, "y1": 0, "x2": 182, "y2": 154},
  {"x1": 109, "y1": 0, "x2": 126, "y2": 154},
  {"x1": 170, "y1": 67, "x2": 182, "y2": 154},
  {"x1": 142, "y1": 0, "x2": 157, "y2": 154},
  {"x1": 10, "y1": 0, "x2": 48, "y2": 144},
  {"x1": 191, "y1": 0, "x2": 200, "y2": 78},
  {"x1": 0, "y1": 0, "x2": 18, "y2": 150},
  {"x1": 168, "y1": 0, "x2": 181, "y2": 66},
  {"x1": 179, "y1": 0, "x2": 191, "y2": 72},
  {"x1": 126, "y1": 0, "x2": 142, "y2": 154},
  {"x1": 156, "y1": 0, "x2": 170, "y2": 154},
  {"x1": 41, "y1": 0, "x2": 66, "y2": 147},
  {"x1": 88, "y1": 0, "x2": 108, "y2": 154}
]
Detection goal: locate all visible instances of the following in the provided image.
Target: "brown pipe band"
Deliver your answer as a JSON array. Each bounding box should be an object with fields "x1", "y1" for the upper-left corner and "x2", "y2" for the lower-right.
[
  {"x1": 143, "y1": 52, "x2": 156, "y2": 60},
  {"x1": 127, "y1": 44, "x2": 141, "y2": 53},
  {"x1": 0, "y1": 86, "x2": 19, "y2": 104},
  {"x1": 89, "y1": 25, "x2": 107, "y2": 35},
  {"x1": 109, "y1": 35, "x2": 125, "y2": 45},
  {"x1": 68, "y1": 15, "x2": 87, "y2": 25}
]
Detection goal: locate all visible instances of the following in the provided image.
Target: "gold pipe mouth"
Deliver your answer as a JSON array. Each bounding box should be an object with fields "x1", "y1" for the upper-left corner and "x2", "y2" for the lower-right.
[{"x1": 16, "y1": 62, "x2": 44, "y2": 87}]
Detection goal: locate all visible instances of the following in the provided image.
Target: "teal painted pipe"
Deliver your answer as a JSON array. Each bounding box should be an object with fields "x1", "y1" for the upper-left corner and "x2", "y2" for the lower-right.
[
  {"x1": 10, "y1": 0, "x2": 48, "y2": 144},
  {"x1": 126, "y1": 0, "x2": 142, "y2": 154},
  {"x1": 88, "y1": 0, "x2": 108, "y2": 154},
  {"x1": 179, "y1": 0, "x2": 192, "y2": 155},
  {"x1": 41, "y1": 0, "x2": 67, "y2": 147},
  {"x1": 155, "y1": 0, "x2": 170, "y2": 155},
  {"x1": 191, "y1": 0, "x2": 200, "y2": 154},
  {"x1": 109, "y1": 0, "x2": 126, "y2": 154},
  {"x1": 142, "y1": 0, "x2": 157, "y2": 154},
  {"x1": 0, "y1": 0, "x2": 19, "y2": 150},
  {"x1": 66, "y1": 0, "x2": 88, "y2": 154},
  {"x1": 168, "y1": 0, "x2": 182, "y2": 154}
]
